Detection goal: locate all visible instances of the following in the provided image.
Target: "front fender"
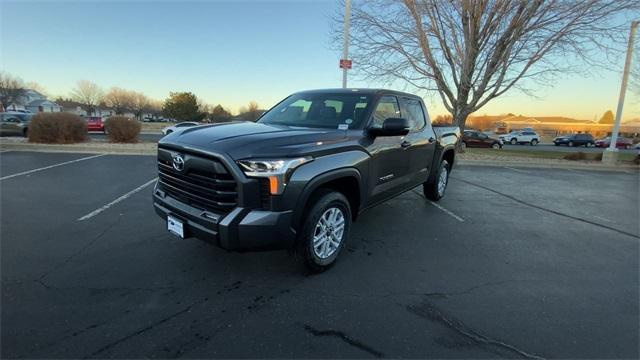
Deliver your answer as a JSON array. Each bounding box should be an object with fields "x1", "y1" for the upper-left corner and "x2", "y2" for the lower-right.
[{"x1": 279, "y1": 150, "x2": 369, "y2": 229}]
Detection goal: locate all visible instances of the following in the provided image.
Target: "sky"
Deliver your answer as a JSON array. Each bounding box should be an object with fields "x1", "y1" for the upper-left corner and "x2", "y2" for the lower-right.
[{"x1": 1, "y1": 0, "x2": 638, "y2": 120}]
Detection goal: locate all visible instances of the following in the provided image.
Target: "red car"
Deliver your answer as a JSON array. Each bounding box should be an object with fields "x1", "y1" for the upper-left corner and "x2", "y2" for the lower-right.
[
  {"x1": 86, "y1": 117, "x2": 106, "y2": 133},
  {"x1": 594, "y1": 136, "x2": 633, "y2": 149}
]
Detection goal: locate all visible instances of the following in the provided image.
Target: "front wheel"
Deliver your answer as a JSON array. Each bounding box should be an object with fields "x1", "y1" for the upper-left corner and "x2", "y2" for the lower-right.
[
  {"x1": 296, "y1": 190, "x2": 351, "y2": 273},
  {"x1": 530, "y1": 139, "x2": 538, "y2": 146},
  {"x1": 568, "y1": 141, "x2": 574, "y2": 147},
  {"x1": 424, "y1": 159, "x2": 450, "y2": 201},
  {"x1": 22, "y1": 128, "x2": 28, "y2": 137}
]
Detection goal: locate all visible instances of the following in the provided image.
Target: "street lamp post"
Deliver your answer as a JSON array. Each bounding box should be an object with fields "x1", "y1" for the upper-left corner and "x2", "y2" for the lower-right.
[
  {"x1": 603, "y1": 20, "x2": 639, "y2": 164},
  {"x1": 341, "y1": 0, "x2": 351, "y2": 88}
]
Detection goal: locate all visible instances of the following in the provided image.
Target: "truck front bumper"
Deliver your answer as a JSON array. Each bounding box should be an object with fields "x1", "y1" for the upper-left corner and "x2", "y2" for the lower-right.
[{"x1": 153, "y1": 185, "x2": 296, "y2": 251}]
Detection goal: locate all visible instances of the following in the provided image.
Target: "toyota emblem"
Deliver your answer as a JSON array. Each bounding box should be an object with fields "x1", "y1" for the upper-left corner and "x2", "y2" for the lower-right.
[{"x1": 172, "y1": 154, "x2": 185, "y2": 171}]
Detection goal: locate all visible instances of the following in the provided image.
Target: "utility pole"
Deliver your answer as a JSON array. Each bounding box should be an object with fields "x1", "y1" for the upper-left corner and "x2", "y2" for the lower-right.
[
  {"x1": 603, "y1": 20, "x2": 638, "y2": 164},
  {"x1": 341, "y1": 0, "x2": 351, "y2": 88}
]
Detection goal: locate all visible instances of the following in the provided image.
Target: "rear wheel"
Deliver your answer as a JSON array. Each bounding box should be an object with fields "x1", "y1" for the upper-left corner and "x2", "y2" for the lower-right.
[
  {"x1": 22, "y1": 128, "x2": 28, "y2": 137},
  {"x1": 424, "y1": 159, "x2": 450, "y2": 201},
  {"x1": 510, "y1": 138, "x2": 517, "y2": 145},
  {"x1": 296, "y1": 190, "x2": 351, "y2": 273},
  {"x1": 461, "y1": 141, "x2": 467, "y2": 150},
  {"x1": 569, "y1": 141, "x2": 574, "y2": 147},
  {"x1": 491, "y1": 142, "x2": 500, "y2": 149}
]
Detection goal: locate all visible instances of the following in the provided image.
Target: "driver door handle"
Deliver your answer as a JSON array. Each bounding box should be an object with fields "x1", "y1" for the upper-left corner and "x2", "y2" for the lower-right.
[{"x1": 401, "y1": 140, "x2": 412, "y2": 148}]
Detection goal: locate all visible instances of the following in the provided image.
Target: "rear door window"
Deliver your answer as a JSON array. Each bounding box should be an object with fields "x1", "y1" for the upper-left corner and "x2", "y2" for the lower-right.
[{"x1": 403, "y1": 98, "x2": 426, "y2": 131}]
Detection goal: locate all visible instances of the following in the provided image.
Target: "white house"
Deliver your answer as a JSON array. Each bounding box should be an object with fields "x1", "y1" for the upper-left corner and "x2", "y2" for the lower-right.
[{"x1": 4, "y1": 89, "x2": 61, "y2": 113}]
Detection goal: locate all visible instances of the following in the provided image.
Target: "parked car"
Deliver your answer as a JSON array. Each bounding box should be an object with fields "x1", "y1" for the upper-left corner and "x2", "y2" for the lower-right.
[
  {"x1": 162, "y1": 122, "x2": 200, "y2": 135},
  {"x1": 500, "y1": 130, "x2": 540, "y2": 145},
  {"x1": 0, "y1": 112, "x2": 32, "y2": 137},
  {"x1": 462, "y1": 130, "x2": 502, "y2": 149},
  {"x1": 594, "y1": 136, "x2": 633, "y2": 149},
  {"x1": 553, "y1": 133, "x2": 594, "y2": 147},
  {"x1": 153, "y1": 88, "x2": 460, "y2": 272},
  {"x1": 85, "y1": 117, "x2": 106, "y2": 133}
]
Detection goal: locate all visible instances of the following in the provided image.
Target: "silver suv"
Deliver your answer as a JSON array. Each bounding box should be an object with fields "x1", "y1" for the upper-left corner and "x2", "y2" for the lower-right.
[{"x1": 0, "y1": 112, "x2": 33, "y2": 137}]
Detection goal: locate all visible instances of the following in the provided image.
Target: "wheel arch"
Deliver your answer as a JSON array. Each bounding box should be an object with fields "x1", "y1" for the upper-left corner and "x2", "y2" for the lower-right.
[{"x1": 293, "y1": 168, "x2": 363, "y2": 230}]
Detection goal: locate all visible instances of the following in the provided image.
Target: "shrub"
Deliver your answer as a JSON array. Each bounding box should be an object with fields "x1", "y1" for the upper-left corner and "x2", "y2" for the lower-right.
[
  {"x1": 563, "y1": 152, "x2": 602, "y2": 161},
  {"x1": 28, "y1": 112, "x2": 87, "y2": 144},
  {"x1": 104, "y1": 116, "x2": 141, "y2": 143}
]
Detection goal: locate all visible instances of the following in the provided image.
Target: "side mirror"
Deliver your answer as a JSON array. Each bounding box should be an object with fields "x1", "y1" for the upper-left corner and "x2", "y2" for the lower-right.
[{"x1": 370, "y1": 117, "x2": 410, "y2": 136}]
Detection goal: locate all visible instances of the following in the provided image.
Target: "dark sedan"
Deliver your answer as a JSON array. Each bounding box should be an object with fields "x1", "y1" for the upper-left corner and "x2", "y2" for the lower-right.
[
  {"x1": 553, "y1": 133, "x2": 594, "y2": 147},
  {"x1": 462, "y1": 130, "x2": 503, "y2": 149},
  {"x1": 594, "y1": 136, "x2": 633, "y2": 149}
]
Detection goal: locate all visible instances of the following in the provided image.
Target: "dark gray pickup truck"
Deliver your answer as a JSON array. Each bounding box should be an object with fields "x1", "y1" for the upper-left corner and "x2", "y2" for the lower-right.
[{"x1": 153, "y1": 89, "x2": 459, "y2": 271}]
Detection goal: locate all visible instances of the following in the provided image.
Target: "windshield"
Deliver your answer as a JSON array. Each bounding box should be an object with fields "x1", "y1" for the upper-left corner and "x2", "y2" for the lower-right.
[{"x1": 259, "y1": 93, "x2": 373, "y2": 129}]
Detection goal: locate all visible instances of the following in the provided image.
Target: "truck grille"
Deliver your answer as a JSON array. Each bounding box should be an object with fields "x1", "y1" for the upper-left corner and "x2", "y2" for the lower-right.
[{"x1": 157, "y1": 154, "x2": 238, "y2": 214}]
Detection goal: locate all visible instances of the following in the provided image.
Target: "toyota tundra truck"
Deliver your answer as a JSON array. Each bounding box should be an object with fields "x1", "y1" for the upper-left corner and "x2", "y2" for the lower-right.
[{"x1": 153, "y1": 89, "x2": 459, "y2": 272}]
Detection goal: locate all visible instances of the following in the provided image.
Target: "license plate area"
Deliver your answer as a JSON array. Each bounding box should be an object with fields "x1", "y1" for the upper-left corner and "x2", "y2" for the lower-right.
[{"x1": 167, "y1": 215, "x2": 184, "y2": 238}]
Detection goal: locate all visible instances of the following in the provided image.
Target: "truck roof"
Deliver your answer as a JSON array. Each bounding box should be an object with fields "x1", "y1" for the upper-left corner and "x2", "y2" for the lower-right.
[{"x1": 295, "y1": 88, "x2": 423, "y2": 99}]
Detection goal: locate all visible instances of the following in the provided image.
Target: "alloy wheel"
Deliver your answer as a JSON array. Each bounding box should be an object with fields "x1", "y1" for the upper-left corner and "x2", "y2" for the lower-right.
[{"x1": 312, "y1": 207, "x2": 345, "y2": 259}]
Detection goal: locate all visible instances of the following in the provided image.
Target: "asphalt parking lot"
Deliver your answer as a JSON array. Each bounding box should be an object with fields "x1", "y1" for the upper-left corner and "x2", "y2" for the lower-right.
[{"x1": 1, "y1": 151, "x2": 638, "y2": 359}]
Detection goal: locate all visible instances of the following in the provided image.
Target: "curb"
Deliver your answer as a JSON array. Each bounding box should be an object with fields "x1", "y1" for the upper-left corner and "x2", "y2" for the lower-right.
[
  {"x1": 457, "y1": 159, "x2": 638, "y2": 172},
  {"x1": 0, "y1": 143, "x2": 156, "y2": 156}
]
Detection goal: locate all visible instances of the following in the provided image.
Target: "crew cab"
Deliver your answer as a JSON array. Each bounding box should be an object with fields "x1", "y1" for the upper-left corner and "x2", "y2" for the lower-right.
[{"x1": 153, "y1": 89, "x2": 459, "y2": 272}]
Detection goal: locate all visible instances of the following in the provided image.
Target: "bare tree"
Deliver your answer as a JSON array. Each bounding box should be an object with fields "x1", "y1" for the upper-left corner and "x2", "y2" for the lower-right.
[
  {"x1": 70, "y1": 80, "x2": 103, "y2": 116},
  {"x1": 342, "y1": 0, "x2": 638, "y2": 130},
  {"x1": 130, "y1": 91, "x2": 150, "y2": 120},
  {"x1": 631, "y1": 39, "x2": 640, "y2": 98},
  {"x1": 0, "y1": 72, "x2": 26, "y2": 111},
  {"x1": 103, "y1": 87, "x2": 134, "y2": 115},
  {"x1": 25, "y1": 81, "x2": 50, "y2": 98}
]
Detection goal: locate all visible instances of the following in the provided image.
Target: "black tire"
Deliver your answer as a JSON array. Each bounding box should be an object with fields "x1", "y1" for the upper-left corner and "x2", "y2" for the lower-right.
[
  {"x1": 530, "y1": 139, "x2": 538, "y2": 146},
  {"x1": 296, "y1": 189, "x2": 351, "y2": 273},
  {"x1": 22, "y1": 128, "x2": 28, "y2": 137},
  {"x1": 461, "y1": 141, "x2": 467, "y2": 150},
  {"x1": 568, "y1": 141, "x2": 574, "y2": 147},
  {"x1": 510, "y1": 138, "x2": 517, "y2": 145},
  {"x1": 491, "y1": 142, "x2": 500, "y2": 149},
  {"x1": 424, "y1": 159, "x2": 451, "y2": 201}
]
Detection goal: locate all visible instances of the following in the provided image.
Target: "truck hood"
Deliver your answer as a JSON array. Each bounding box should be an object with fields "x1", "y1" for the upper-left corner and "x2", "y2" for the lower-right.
[{"x1": 159, "y1": 121, "x2": 358, "y2": 159}]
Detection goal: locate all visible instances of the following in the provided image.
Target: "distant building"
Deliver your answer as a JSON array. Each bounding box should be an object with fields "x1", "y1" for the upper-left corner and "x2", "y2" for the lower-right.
[{"x1": 4, "y1": 89, "x2": 61, "y2": 113}]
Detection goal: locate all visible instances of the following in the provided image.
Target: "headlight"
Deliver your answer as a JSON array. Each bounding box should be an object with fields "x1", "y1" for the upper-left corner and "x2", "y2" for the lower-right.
[{"x1": 237, "y1": 157, "x2": 312, "y2": 195}]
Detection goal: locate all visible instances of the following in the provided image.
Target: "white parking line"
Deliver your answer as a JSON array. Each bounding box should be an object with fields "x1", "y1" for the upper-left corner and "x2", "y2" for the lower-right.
[
  {"x1": 0, "y1": 154, "x2": 106, "y2": 181},
  {"x1": 77, "y1": 178, "x2": 157, "y2": 221},
  {"x1": 428, "y1": 201, "x2": 465, "y2": 222},
  {"x1": 504, "y1": 166, "x2": 529, "y2": 174}
]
